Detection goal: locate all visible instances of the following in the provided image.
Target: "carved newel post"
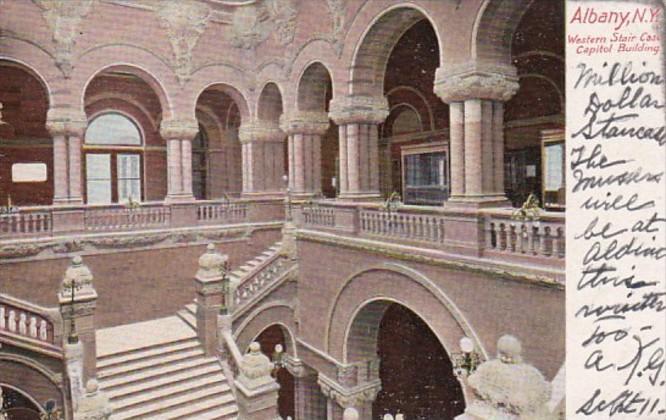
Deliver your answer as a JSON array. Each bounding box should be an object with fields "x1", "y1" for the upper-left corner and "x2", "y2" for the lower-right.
[
  {"x1": 195, "y1": 243, "x2": 228, "y2": 356},
  {"x1": 59, "y1": 256, "x2": 98, "y2": 386},
  {"x1": 235, "y1": 342, "x2": 280, "y2": 420},
  {"x1": 73, "y1": 379, "x2": 112, "y2": 420},
  {"x1": 457, "y1": 335, "x2": 556, "y2": 420}
]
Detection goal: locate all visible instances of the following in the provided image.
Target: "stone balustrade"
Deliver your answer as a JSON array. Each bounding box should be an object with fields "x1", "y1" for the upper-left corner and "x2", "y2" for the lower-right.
[
  {"x1": 360, "y1": 208, "x2": 446, "y2": 244},
  {"x1": 301, "y1": 203, "x2": 336, "y2": 227},
  {"x1": 0, "y1": 293, "x2": 61, "y2": 348},
  {"x1": 233, "y1": 255, "x2": 294, "y2": 309},
  {"x1": 0, "y1": 207, "x2": 52, "y2": 237},
  {"x1": 0, "y1": 198, "x2": 284, "y2": 240}
]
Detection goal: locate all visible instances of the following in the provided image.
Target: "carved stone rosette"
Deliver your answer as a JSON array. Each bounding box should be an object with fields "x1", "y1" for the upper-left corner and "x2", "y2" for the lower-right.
[
  {"x1": 159, "y1": 118, "x2": 200, "y2": 140},
  {"x1": 33, "y1": 0, "x2": 95, "y2": 77},
  {"x1": 329, "y1": 95, "x2": 389, "y2": 125},
  {"x1": 433, "y1": 69, "x2": 520, "y2": 104},
  {"x1": 157, "y1": 0, "x2": 211, "y2": 85},
  {"x1": 279, "y1": 111, "x2": 330, "y2": 135},
  {"x1": 238, "y1": 121, "x2": 286, "y2": 143}
]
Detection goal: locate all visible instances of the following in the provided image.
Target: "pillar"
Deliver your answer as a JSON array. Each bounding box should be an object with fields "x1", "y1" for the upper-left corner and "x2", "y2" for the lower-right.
[
  {"x1": 284, "y1": 356, "x2": 327, "y2": 419},
  {"x1": 160, "y1": 118, "x2": 199, "y2": 202},
  {"x1": 46, "y1": 110, "x2": 86, "y2": 205},
  {"x1": 318, "y1": 359, "x2": 381, "y2": 420},
  {"x1": 194, "y1": 244, "x2": 229, "y2": 356},
  {"x1": 433, "y1": 68, "x2": 519, "y2": 207},
  {"x1": 280, "y1": 111, "x2": 330, "y2": 198},
  {"x1": 235, "y1": 342, "x2": 281, "y2": 420},
  {"x1": 239, "y1": 122, "x2": 286, "y2": 198},
  {"x1": 59, "y1": 256, "x2": 98, "y2": 384},
  {"x1": 329, "y1": 96, "x2": 389, "y2": 202}
]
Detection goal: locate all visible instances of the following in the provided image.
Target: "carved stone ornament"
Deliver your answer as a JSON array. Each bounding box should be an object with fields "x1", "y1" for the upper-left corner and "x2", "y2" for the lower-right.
[
  {"x1": 73, "y1": 379, "x2": 113, "y2": 420},
  {"x1": 463, "y1": 335, "x2": 556, "y2": 420},
  {"x1": 237, "y1": 342, "x2": 276, "y2": 389},
  {"x1": 326, "y1": 0, "x2": 346, "y2": 54},
  {"x1": 159, "y1": 118, "x2": 200, "y2": 140},
  {"x1": 59, "y1": 256, "x2": 97, "y2": 302},
  {"x1": 32, "y1": 0, "x2": 95, "y2": 78},
  {"x1": 328, "y1": 96, "x2": 389, "y2": 125},
  {"x1": 196, "y1": 243, "x2": 228, "y2": 280},
  {"x1": 318, "y1": 374, "x2": 381, "y2": 409},
  {"x1": 433, "y1": 69, "x2": 520, "y2": 104},
  {"x1": 157, "y1": 0, "x2": 211, "y2": 85},
  {"x1": 45, "y1": 108, "x2": 88, "y2": 138},
  {"x1": 238, "y1": 120, "x2": 285, "y2": 143},
  {"x1": 230, "y1": 0, "x2": 297, "y2": 50},
  {"x1": 279, "y1": 111, "x2": 330, "y2": 135}
]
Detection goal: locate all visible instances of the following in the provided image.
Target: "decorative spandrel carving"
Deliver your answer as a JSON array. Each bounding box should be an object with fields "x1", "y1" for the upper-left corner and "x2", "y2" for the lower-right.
[
  {"x1": 326, "y1": 0, "x2": 345, "y2": 53},
  {"x1": 230, "y1": 0, "x2": 297, "y2": 50},
  {"x1": 157, "y1": 0, "x2": 212, "y2": 85},
  {"x1": 32, "y1": 0, "x2": 96, "y2": 78}
]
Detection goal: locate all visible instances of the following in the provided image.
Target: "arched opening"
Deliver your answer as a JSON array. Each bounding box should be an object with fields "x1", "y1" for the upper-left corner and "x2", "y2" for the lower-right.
[
  {"x1": 255, "y1": 83, "x2": 287, "y2": 193},
  {"x1": 253, "y1": 324, "x2": 295, "y2": 419},
  {"x1": 504, "y1": 0, "x2": 564, "y2": 208},
  {"x1": 346, "y1": 301, "x2": 465, "y2": 419},
  {"x1": 0, "y1": 384, "x2": 44, "y2": 420},
  {"x1": 84, "y1": 69, "x2": 165, "y2": 202},
  {"x1": 296, "y1": 63, "x2": 336, "y2": 197},
  {"x1": 0, "y1": 61, "x2": 52, "y2": 206},
  {"x1": 195, "y1": 85, "x2": 246, "y2": 198}
]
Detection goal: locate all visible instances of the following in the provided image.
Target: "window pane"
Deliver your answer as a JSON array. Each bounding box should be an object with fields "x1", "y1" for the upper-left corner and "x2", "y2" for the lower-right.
[
  {"x1": 117, "y1": 154, "x2": 141, "y2": 202},
  {"x1": 86, "y1": 113, "x2": 141, "y2": 145},
  {"x1": 86, "y1": 154, "x2": 111, "y2": 203}
]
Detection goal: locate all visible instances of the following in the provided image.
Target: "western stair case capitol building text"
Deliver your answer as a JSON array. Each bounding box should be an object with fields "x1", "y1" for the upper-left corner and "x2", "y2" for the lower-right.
[{"x1": 0, "y1": 1, "x2": 565, "y2": 419}]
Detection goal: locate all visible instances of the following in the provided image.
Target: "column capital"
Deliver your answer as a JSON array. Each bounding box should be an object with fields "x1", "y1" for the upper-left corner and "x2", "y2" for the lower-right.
[
  {"x1": 46, "y1": 108, "x2": 87, "y2": 137},
  {"x1": 279, "y1": 111, "x2": 330, "y2": 135},
  {"x1": 329, "y1": 95, "x2": 389, "y2": 125},
  {"x1": 434, "y1": 66, "x2": 519, "y2": 104},
  {"x1": 317, "y1": 373, "x2": 381, "y2": 410},
  {"x1": 238, "y1": 121, "x2": 285, "y2": 143},
  {"x1": 160, "y1": 118, "x2": 199, "y2": 140}
]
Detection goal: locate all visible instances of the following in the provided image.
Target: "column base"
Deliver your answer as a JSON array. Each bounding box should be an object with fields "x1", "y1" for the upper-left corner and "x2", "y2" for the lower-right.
[
  {"x1": 336, "y1": 192, "x2": 383, "y2": 203},
  {"x1": 445, "y1": 194, "x2": 512, "y2": 209},
  {"x1": 241, "y1": 191, "x2": 286, "y2": 200},
  {"x1": 53, "y1": 197, "x2": 84, "y2": 206}
]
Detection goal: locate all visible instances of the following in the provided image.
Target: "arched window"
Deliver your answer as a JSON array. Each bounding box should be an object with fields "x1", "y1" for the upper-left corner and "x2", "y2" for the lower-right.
[
  {"x1": 84, "y1": 113, "x2": 143, "y2": 204},
  {"x1": 192, "y1": 126, "x2": 208, "y2": 200}
]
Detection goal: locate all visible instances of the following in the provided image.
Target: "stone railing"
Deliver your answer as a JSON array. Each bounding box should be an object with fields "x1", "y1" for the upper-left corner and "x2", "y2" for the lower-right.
[
  {"x1": 301, "y1": 203, "x2": 336, "y2": 228},
  {"x1": 197, "y1": 201, "x2": 248, "y2": 225},
  {"x1": 232, "y1": 256, "x2": 294, "y2": 309},
  {"x1": 0, "y1": 293, "x2": 62, "y2": 350},
  {"x1": 360, "y1": 208, "x2": 446, "y2": 245},
  {"x1": 0, "y1": 198, "x2": 284, "y2": 240},
  {"x1": 0, "y1": 207, "x2": 52, "y2": 237},
  {"x1": 483, "y1": 210, "x2": 565, "y2": 260},
  {"x1": 84, "y1": 203, "x2": 171, "y2": 232}
]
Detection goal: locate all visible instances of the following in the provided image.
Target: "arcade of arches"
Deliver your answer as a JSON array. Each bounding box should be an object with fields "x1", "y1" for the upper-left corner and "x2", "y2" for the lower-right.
[{"x1": 0, "y1": 0, "x2": 565, "y2": 419}]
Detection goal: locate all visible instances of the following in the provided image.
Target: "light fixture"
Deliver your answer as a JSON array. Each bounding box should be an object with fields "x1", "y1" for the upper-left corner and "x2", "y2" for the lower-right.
[{"x1": 452, "y1": 336, "x2": 480, "y2": 379}]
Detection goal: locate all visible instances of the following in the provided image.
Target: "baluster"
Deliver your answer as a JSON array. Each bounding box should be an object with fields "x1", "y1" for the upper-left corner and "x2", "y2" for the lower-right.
[
  {"x1": 519, "y1": 223, "x2": 527, "y2": 253},
  {"x1": 29, "y1": 316, "x2": 38, "y2": 338},
  {"x1": 18, "y1": 312, "x2": 27, "y2": 335},
  {"x1": 0, "y1": 306, "x2": 5, "y2": 329},
  {"x1": 553, "y1": 227, "x2": 564, "y2": 258},
  {"x1": 528, "y1": 224, "x2": 537, "y2": 255},
  {"x1": 540, "y1": 226, "x2": 552, "y2": 256},
  {"x1": 39, "y1": 319, "x2": 48, "y2": 341},
  {"x1": 8, "y1": 310, "x2": 16, "y2": 332}
]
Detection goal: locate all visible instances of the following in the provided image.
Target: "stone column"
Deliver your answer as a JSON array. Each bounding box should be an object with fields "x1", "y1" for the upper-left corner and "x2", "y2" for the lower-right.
[
  {"x1": 280, "y1": 111, "x2": 330, "y2": 198},
  {"x1": 434, "y1": 69, "x2": 519, "y2": 207},
  {"x1": 195, "y1": 244, "x2": 228, "y2": 356},
  {"x1": 318, "y1": 359, "x2": 381, "y2": 420},
  {"x1": 235, "y1": 342, "x2": 281, "y2": 420},
  {"x1": 160, "y1": 118, "x2": 199, "y2": 202},
  {"x1": 46, "y1": 110, "x2": 86, "y2": 205},
  {"x1": 329, "y1": 96, "x2": 389, "y2": 202},
  {"x1": 59, "y1": 256, "x2": 98, "y2": 384},
  {"x1": 239, "y1": 122, "x2": 286, "y2": 199},
  {"x1": 283, "y1": 356, "x2": 327, "y2": 419}
]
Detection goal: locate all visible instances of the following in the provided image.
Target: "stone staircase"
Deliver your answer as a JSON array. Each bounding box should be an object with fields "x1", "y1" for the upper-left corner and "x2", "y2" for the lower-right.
[
  {"x1": 96, "y1": 316, "x2": 238, "y2": 420},
  {"x1": 226, "y1": 241, "x2": 283, "y2": 286}
]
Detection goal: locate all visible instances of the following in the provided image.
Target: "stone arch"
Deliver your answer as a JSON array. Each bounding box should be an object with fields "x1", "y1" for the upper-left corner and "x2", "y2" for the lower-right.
[
  {"x1": 233, "y1": 301, "x2": 298, "y2": 358},
  {"x1": 387, "y1": 103, "x2": 423, "y2": 136},
  {"x1": 85, "y1": 93, "x2": 159, "y2": 132},
  {"x1": 0, "y1": 353, "x2": 64, "y2": 412},
  {"x1": 257, "y1": 82, "x2": 284, "y2": 125},
  {"x1": 347, "y1": 4, "x2": 443, "y2": 97},
  {"x1": 472, "y1": 0, "x2": 535, "y2": 66},
  {"x1": 296, "y1": 62, "x2": 333, "y2": 113},
  {"x1": 0, "y1": 57, "x2": 53, "y2": 108},
  {"x1": 196, "y1": 83, "x2": 250, "y2": 125},
  {"x1": 326, "y1": 263, "x2": 488, "y2": 363},
  {"x1": 184, "y1": 64, "x2": 250, "y2": 120},
  {"x1": 286, "y1": 39, "x2": 339, "y2": 110},
  {"x1": 73, "y1": 45, "x2": 176, "y2": 120},
  {"x1": 0, "y1": 383, "x2": 46, "y2": 414}
]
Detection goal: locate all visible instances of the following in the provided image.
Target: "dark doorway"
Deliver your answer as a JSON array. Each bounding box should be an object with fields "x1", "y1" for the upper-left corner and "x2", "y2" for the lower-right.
[{"x1": 254, "y1": 325, "x2": 295, "y2": 419}]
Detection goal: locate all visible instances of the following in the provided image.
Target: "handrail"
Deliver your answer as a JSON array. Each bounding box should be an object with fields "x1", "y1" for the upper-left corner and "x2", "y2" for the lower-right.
[{"x1": 0, "y1": 293, "x2": 62, "y2": 348}]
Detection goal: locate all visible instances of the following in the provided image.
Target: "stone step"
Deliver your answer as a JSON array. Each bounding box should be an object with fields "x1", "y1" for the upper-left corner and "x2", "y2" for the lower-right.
[
  {"x1": 177, "y1": 308, "x2": 197, "y2": 330},
  {"x1": 112, "y1": 382, "x2": 235, "y2": 420},
  {"x1": 106, "y1": 362, "x2": 223, "y2": 401},
  {"x1": 97, "y1": 338, "x2": 200, "y2": 371},
  {"x1": 166, "y1": 398, "x2": 238, "y2": 420},
  {"x1": 184, "y1": 302, "x2": 197, "y2": 315},
  {"x1": 111, "y1": 370, "x2": 230, "y2": 413},
  {"x1": 99, "y1": 355, "x2": 217, "y2": 391},
  {"x1": 98, "y1": 347, "x2": 204, "y2": 380}
]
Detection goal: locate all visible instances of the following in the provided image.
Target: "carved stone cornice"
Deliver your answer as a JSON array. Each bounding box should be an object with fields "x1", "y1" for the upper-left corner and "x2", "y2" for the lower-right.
[
  {"x1": 328, "y1": 96, "x2": 389, "y2": 126},
  {"x1": 433, "y1": 69, "x2": 519, "y2": 104},
  {"x1": 238, "y1": 121, "x2": 285, "y2": 143},
  {"x1": 282, "y1": 354, "x2": 309, "y2": 378},
  {"x1": 159, "y1": 118, "x2": 200, "y2": 140},
  {"x1": 157, "y1": 0, "x2": 211, "y2": 85},
  {"x1": 279, "y1": 111, "x2": 330, "y2": 136},
  {"x1": 318, "y1": 373, "x2": 381, "y2": 409},
  {"x1": 45, "y1": 108, "x2": 88, "y2": 138},
  {"x1": 32, "y1": 0, "x2": 96, "y2": 78}
]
